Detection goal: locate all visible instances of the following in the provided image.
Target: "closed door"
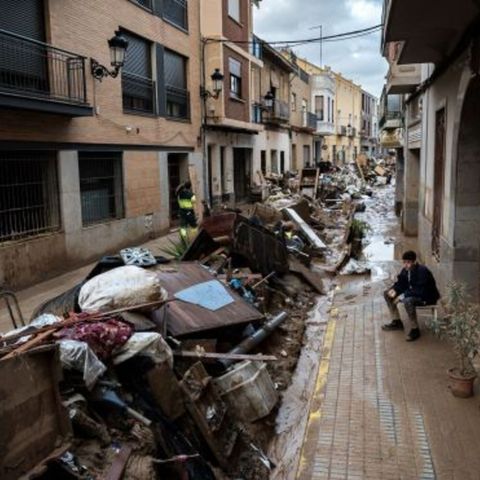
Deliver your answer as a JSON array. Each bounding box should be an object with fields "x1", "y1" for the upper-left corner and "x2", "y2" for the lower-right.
[{"x1": 432, "y1": 108, "x2": 446, "y2": 259}]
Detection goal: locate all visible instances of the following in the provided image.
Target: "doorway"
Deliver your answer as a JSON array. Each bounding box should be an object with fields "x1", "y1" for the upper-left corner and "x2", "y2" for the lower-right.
[
  {"x1": 233, "y1": 148, "x2": 251, "y2": 202},
  {"x1": 432, "y1": 108, "x2": 446, "y2": 259},
  {"x1": 168, "y1": 153, "x2": 188, "y2": 224}
]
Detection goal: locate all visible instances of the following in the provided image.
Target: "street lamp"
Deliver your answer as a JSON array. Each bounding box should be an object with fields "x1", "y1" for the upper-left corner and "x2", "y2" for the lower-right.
[
  {"x1": 201, "y1": 68, "x2": 225, "y2": 99},
  {"x1": 91, "y1": 30, "x2": 129, "y2": 81},
  {"x1": 264, "y1": 91, "x2": 274, "y2": 110},
  {"x1": 211, "y1": 69, "x2": 224, "y2": 98}
]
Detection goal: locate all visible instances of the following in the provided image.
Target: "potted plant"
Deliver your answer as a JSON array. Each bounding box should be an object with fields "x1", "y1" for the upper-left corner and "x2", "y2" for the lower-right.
[{"x1": 429, "y1": 282, "x2": 480, "y2": 398}]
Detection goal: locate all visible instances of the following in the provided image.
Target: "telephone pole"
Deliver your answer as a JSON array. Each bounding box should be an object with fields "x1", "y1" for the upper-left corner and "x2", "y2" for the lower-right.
[{"x1": 309, "y1": 24, "x2": 323, "y2": 67}]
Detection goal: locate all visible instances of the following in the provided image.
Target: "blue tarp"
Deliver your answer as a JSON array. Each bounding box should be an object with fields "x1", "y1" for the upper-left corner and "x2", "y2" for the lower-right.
[{"x1": 174, "y1": 280, "x2": 234, "y2": 311}]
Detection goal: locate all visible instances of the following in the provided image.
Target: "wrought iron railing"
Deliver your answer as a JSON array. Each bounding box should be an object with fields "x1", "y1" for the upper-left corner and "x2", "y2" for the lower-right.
[
  {"x1": 306, "y1": 111, "x2": 317, "y2": 129},
  {"x1": 250, "y1": 36, "x2": 263, "y2": 59},
  {"x1": 0, "y1": 28, "x2": 88, "y2": 105},
  {"x1": 270, "y1": 99, "x2": 289, "y2": 122},
  {"x1": 251, "y1": 103, "x2": 262, "y2": 123},
  {"x1": 164, "y1": 0, "x2": 188, "y2": 30},
  {"x1": 122, "y1": 72, "x2": 156, "y2": 114},
  {"x1": 166, "y1": 85, "x2": 190, "y2": 119}
]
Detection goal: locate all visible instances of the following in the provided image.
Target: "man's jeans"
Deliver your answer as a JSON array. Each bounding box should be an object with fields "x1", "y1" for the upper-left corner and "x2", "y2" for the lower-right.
[{"x1": 384, "y1": 290, "x2": 425, "y2": 335}]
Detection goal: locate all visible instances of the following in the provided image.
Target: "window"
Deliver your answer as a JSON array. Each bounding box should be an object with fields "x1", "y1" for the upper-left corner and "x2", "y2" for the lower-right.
[
  {"x1": 163, "y1": 0, "x2": 188, "y2": 30},
  {"x1": 271, "y1": 150, "x2": 278, "y2": 173},
  {"x1": 261, "y1": 150, "x2": 266, "y2": 174},
  {"x1": 229, "y1": 57, "x2": 242, "y2": 99},
  {"x1": 122, "y1": 32, "x2": 155, "y2": 114},
  {"x1": 0, "y1": 151, "x2": 60, "y2": 242},
  {"x1": 332, "y1": 100, "x2": 334, "y2": 123},
  {"x1": 315, "y1": 95, "x2": 324, "y2": 121},
  {"x1": 327, "y1": 98, "x2": 331, "y2": 122},
  {"x1": 291, "y1": 92, "x2": 297, "y2": 111},
  {"x1": 302, "y1": 99, "x2": 308, "y2": 126},
  {"x1": 228, "y1": 0, "x2": 240, "y2": 22},
  {"x1": 79, "y1": 152, "x2": 124, "y2": 226},
  {"x1": 132, "y1": 0, "x2": 153, "y2": 10},
  {"x1": 164, "y1": 49, "x2": 189, "y2": 119},
  {"x1": 280, "y1": 151, "x2": 285, "y2": 173}
]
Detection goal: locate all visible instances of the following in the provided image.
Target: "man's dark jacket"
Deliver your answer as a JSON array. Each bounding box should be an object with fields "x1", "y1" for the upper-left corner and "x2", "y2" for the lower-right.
[{"x1": 393, "y1": 264, "x2": 440, "y2": 305}]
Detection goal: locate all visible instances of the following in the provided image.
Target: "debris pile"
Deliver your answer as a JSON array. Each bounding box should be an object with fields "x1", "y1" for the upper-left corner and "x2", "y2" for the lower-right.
[{"x1": 0, "y1": 156, "x2": 392, "y2": 480}]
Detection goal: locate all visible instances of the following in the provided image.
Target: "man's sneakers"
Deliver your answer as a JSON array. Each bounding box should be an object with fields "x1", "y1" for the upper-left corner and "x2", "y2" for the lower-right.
[
  {"x1": 382, "y1": 319, "x2": 403, "y2": 331},
  {"x1": 406, "y1": 328, "x2": 421, "y2": 342}
]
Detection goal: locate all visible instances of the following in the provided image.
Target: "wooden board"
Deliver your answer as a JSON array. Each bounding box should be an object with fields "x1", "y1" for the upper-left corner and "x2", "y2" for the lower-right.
[{"x1": 283, "y1": 208, "x2": 327, "y2": 251}]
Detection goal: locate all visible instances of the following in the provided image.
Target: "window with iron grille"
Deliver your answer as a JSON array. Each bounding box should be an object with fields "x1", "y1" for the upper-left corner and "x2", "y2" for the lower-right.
[
  {"x1": 163, "y1": 0, "x2": 188, "y2": 30},
  {"x1": 121, "y1": 31, "x2": 155, "y2": 115},
  {"x1": 164, "y1": 49, "x2": 189, "y2": 119},
  {"x1": 229, "y1": 57, "x2": 242, "y2": 99},
  {"x1": 0, "y1": 151, "x2": 60, "y2": 242},
  {"x1": 79, "y1": 152, "x2": 124, "y2": 226}
]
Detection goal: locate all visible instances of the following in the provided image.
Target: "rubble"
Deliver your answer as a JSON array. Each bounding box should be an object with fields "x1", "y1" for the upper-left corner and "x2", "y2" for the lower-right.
[{"x1": 0, "y1": 155, "x2": 393, "y2": 480}]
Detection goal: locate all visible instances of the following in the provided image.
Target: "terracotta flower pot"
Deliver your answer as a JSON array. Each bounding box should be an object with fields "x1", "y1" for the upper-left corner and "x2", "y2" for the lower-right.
[{"x1": 447, "y1": 368, "x2": 477, "y2": 398}]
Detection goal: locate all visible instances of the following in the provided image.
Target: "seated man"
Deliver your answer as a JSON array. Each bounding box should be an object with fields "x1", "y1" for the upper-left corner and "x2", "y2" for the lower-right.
[{"x1": 382, "y1": 250, "x2": 440, "y2": 342}]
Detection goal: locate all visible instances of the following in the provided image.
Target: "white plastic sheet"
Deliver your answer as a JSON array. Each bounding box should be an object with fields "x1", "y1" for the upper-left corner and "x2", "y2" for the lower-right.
[{"x1": 58, "y1": 339, "x2": 107, "y2": 390}]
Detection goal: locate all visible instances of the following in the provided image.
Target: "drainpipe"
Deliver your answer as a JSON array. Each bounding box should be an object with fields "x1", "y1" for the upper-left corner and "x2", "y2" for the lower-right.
[{"x1": 201, "y1": 38, "x2": 210, "y2": 207}]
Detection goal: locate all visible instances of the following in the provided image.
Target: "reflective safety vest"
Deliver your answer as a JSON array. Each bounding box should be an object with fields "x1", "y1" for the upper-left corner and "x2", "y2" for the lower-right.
[{"x1": 178, "y1": 192, "x2": 196, "y2": 210}]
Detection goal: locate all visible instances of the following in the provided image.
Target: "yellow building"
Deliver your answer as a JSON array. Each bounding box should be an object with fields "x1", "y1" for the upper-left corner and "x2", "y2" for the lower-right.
[{"x1": 296, "y1": 58, "x2": 362, "y2": 165}]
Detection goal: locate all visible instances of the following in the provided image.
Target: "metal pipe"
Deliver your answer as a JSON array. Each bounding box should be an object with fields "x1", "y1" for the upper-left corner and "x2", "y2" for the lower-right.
[{"x1": 219, "y1": 311, "x2": 288, "y2": 369}]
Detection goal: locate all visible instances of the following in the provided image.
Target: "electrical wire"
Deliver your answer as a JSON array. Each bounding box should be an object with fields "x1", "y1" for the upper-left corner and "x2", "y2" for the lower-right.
[{"x1": 203, "y1": 24, "x2": 383, "y2": 47}]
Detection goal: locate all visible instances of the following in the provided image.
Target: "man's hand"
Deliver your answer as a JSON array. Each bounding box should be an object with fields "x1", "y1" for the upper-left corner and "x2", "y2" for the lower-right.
[{"x1": 387, "y1": 289, "x2": 397, "y2": 299}]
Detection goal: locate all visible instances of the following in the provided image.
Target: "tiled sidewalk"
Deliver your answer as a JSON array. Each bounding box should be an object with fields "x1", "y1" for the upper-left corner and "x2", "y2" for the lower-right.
[{"x1": 297, "y1": 274, "x2": 480, "y2": 480}]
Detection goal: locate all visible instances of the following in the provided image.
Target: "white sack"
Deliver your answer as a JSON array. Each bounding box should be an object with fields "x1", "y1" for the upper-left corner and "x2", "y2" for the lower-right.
[{"x1": 78, "y1": 266, "x2": 168, "y2": 313}]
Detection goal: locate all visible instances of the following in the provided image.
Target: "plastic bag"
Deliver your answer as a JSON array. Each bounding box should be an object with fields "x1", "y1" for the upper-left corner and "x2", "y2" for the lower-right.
[
  {"x1": 78, "y1": 265, "x2": 168, "y2": 313},
  {"x1": 113, "y1": 332, "x2": 173, "y2": 367},
  {"x1": 58, "y1": 339, "x2": 107, "y2": 389}
]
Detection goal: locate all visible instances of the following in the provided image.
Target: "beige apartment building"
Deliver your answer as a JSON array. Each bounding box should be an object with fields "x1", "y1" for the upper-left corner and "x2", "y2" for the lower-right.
[
  {"x1": 285, "y1": 53, "x2": 317, "y2": 170},
  {"x1": 200, "y1": 0, "x2": 263, "y2": 205},
  {"x1": 296, "y1": 58, "x2": 364, "y2": 165},
  {"x1": 0, "y1": 0, "x2": 202, "y2": 288}
]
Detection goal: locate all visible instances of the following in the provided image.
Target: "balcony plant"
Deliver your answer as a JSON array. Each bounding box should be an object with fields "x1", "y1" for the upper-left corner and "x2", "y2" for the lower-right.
[{"x1": 429, "y1": 282, "x2": 480, "y2": 398}]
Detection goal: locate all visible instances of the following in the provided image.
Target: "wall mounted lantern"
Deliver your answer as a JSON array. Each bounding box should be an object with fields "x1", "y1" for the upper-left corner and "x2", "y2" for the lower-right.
[
  {"x1": 91, "y1": 31, "x2": 129, "y2": 81},
  {"x1": 202, "y1": 69, "x2": 225, "y2": 99}
]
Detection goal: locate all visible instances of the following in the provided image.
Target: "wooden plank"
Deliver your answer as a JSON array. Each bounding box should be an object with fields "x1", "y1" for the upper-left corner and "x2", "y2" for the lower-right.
[
  {"x1": 289, "y1": 258, "x2": 325, "y2": 294},
  {"x1": 174, "y1": 351, "x2": 279, "y2": 362},
  {"x1": 283, "y1": 208, "x2": 327, "y2": 250}
]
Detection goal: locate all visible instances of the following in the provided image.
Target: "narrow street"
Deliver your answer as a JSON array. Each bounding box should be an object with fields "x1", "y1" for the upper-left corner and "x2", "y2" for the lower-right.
[{"x1": 2, "y1": 0, "x2": 480, "y2": 479}]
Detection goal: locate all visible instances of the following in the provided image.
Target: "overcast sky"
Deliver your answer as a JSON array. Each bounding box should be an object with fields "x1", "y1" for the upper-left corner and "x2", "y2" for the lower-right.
[{"x1": 253, "y1": 0, "x2": 387, "y2": 98}]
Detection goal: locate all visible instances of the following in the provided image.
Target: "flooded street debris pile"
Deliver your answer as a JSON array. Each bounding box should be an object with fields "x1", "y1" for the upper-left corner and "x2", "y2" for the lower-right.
[{"x1": 0, "y1": 158, "x2": 393, "y2": 480}]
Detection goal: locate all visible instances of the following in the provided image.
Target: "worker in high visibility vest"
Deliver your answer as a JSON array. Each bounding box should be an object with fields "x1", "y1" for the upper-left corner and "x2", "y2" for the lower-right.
[{"x1": 177, "y1": 181, "x2": 197, "y2": 239}]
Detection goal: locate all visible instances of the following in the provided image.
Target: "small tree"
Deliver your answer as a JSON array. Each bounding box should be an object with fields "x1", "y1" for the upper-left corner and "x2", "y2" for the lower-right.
[{"x1": 429, "y1": 282, "x2": 480, "y2": 377}]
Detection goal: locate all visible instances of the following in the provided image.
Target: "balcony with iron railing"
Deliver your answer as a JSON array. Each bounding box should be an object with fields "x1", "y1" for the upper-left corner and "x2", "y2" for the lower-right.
[
  {"x1": 264, "y1": 98, "x2": 289, "y2": 124},
  {"x1": 0, "y1": 28, "x2": 92, "y2": 116},
  {"x1": 302, "y1": 111, "x2": 317, "y2": 131},
  {"x1": 166, "y1": 84, "x2": 190, "y2": 120}
]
